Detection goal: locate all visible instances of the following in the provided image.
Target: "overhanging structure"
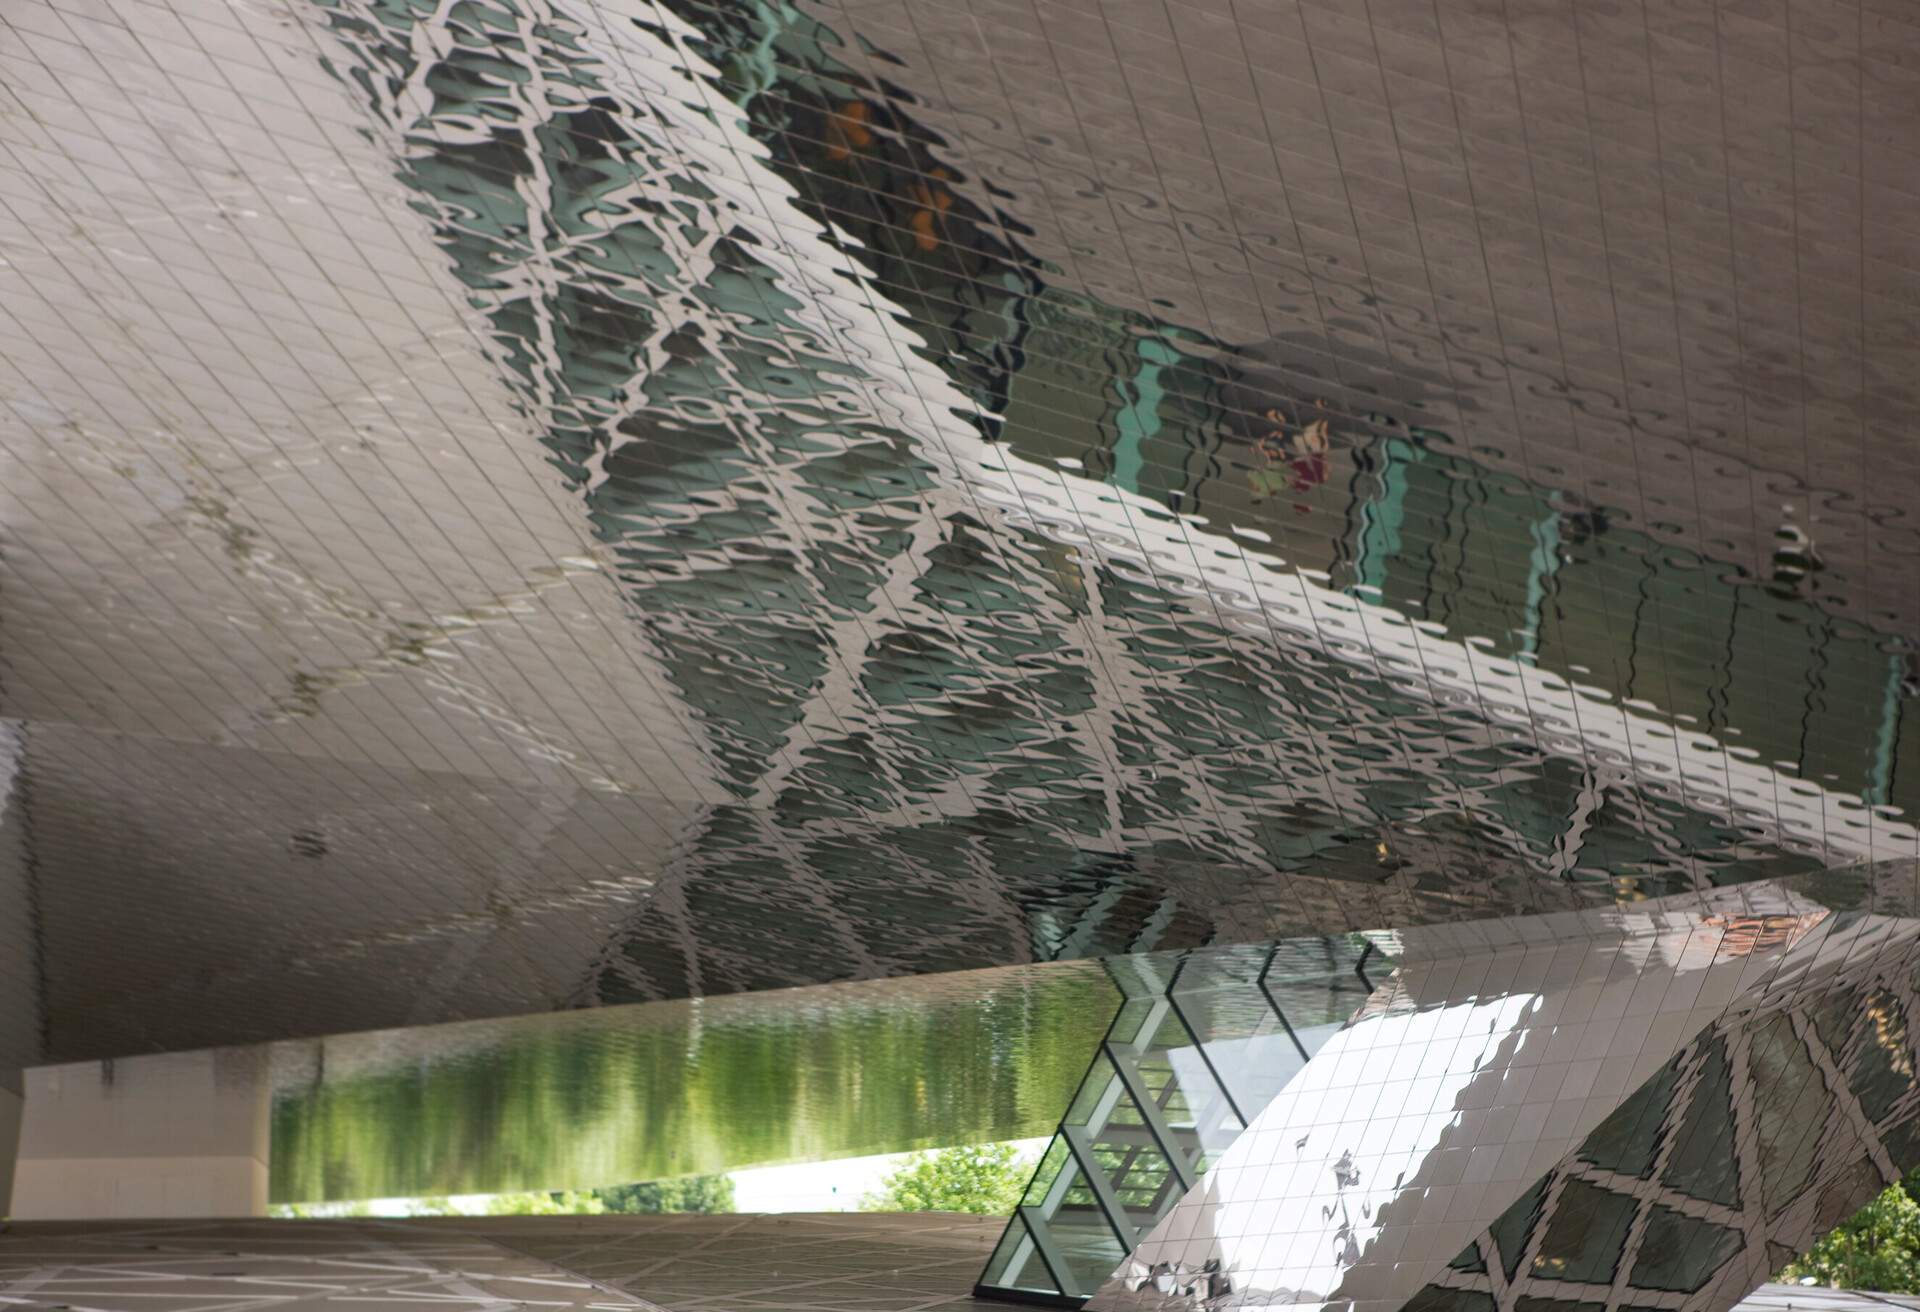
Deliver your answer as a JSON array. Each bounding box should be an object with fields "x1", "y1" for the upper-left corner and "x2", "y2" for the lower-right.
[{"x1": 2, "y1": 0, "x2": 1918, "y2": 1306}]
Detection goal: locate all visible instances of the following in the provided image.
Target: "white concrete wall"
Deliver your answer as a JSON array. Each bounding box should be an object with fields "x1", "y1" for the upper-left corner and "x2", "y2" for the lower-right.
[{"x1": 10, "y1": 1048, "x2": 268, "y2": 1219}]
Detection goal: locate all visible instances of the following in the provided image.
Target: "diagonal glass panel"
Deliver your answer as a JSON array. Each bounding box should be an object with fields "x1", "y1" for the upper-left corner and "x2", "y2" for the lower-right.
[
  {"x1": 1036, "y1": 1156, "x2": 1135, "y2": 1298},
  {"x1": 976, "y1": 937, "x2": 1380, "y2": 1304},
  {"x1": 1849, "y1": 987, "x2": 1914, "y2": 1122},
  {"x1": 1750, "y1": 1013, "x2": 1835, "y2": 1217},
  {"x1": 1661, "y1": 1035, "x2": 1741, "y2": 1208},
  {"x1": 982, "y1": 1212, "x2": 1062, "y2": 1301}
]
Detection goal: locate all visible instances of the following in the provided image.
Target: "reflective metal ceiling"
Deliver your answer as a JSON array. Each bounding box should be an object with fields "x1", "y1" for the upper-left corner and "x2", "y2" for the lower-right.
[{"x1": 1, "y1": 0, "x2": 1917, "y2": 1063}]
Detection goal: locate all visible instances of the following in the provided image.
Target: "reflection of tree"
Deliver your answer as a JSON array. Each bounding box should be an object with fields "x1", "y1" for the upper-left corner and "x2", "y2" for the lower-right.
[
  {"x1": 1781, "y1": 1171, "x2": 1920, "y2": 1292},
  {"x1": 270, "y1": 1179, "x2": 734, "y2": 1216},
  {"x1": 474, "y1": 1180, "x2": 734, "y2": 1213},
  {"x1": 862, "y1": 1143, "x2": 1031, "y2": 1215},
  {"x1": 597, "y1": 1175, "x2": 735, "y2": 1214},
  {"x1": 481, "y1": 1190, "x2": 606, "y2": 1215},
  {"x1": 270, "y1": 964, "x2": 1116, "y2": 1203}
]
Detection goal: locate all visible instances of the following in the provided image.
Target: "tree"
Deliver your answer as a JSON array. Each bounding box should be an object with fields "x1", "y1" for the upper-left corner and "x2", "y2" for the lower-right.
[
  {"x1": 481, "y1": 1190, "x2": 607, "y2": 1216},
  {"x1": 405, "y1": 1197, "x2": 463, "y2": 1216},
  {"x1": 1780, "y1": 1173, "x2": 1920, "y2": 1292},
  {"x1": 594, "y1": 1176, "x2": 735, "y2": 1214},
  {"x1": 862, "y1": 1143, "x2": 1031, "y2": 1215},
  {"x1": 270, "y1": 1200, "x2": 375, "y2": 1219}
]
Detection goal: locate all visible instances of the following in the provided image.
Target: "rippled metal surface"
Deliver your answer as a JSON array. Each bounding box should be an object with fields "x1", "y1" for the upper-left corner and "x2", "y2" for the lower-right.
[
  {"x1": 0, "y1": 1218, "x2": 655, "y2": 1312},
  {"x1": 1090, "y1": 869, "x2": 1920, "y2": 1312},
  {"x1": 1, "y1": 0, "x2": 1918, "y2": 1064}
]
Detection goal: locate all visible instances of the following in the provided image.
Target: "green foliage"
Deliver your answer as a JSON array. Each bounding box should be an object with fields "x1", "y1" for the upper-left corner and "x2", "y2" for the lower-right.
[
  {"x1": 596, "y1": 1175, "x2": 736, "y2": 1214},
  {"x1": 406, "y1": 1197, "x2": 463, "y2": 1216},
  {"x1": 269, "y1": 1177, "x2": 735, "y2": 1220},
  {"x1": 1781, "y1": 1172, "x2": 1920, "y2": 1292},
  {"x1": 481, "y1": 1190, "x2": 607, "y2": 1215},
  {"x1": 266, "y1": 1196, "x2": 464, "y2": 1218},
  {"x1": 861, "y1": 1143, "x2": 1031, "y2": 1215},
  {"x1": 269, "y1": 1200, "x2": 375, "y2": 1218},
  {"x1": 272, "y1": 966, "x2": 1116, "y2": 1203}
]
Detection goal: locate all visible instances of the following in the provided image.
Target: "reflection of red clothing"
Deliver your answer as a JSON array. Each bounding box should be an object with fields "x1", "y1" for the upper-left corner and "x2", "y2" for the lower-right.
[{"x1": 1288, "y1": 453, "x2": 1328, "y2": 492}]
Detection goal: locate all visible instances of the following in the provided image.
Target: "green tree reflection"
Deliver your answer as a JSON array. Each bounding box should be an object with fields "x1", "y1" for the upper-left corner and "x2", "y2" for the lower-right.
[
  {"x1": 598, "y1": 1176, "x2": 736, "y2": 1214},
  {"x1": 1781, "y1": 1171, "x2": 1920, "y2": 1292},
  {"x1": 862, "y1": 1144, "x2": 1032, "y2": 1216}
]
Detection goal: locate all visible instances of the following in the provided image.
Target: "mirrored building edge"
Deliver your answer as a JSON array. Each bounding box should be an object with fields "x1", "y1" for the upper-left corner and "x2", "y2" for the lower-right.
[
  {"x1": 5, "y1": 0, "x2": 1920, "y2": 1074},
  {"x1": 4, "y1": 0, "x2": 1920, "y2": 1308},
  {"x1": 970, "y1": 864, "x2": 1920, "y2": 1312}
]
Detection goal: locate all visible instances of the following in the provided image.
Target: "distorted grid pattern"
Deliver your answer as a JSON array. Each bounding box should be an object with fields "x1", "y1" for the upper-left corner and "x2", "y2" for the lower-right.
[
  {"x1": 1077, "y1": 870, "x2": 1920, "y2": 1312},
  {"x1": 463, "y1": 1212, "x2": 1011, "y2": 1312},
  {"x1": 798, "y1": 0, "x2": 1920, "y2": 630},
  {"x1": 0, "y1": 1218, "x2": 662, "y2": 1312},
  {"x1": 0, "y1": 1216, "x2": 1900, "y2": 1312},
  {"x1": 1089, "y1": 883, "x2": 1840, "y2": 1310},
  {"x1": 1399, "y1": 919, "x2": 1920, "y2": 1312},
  {"x1": 3, "y1": 0, "x2": 1920, "y2": 1066}
]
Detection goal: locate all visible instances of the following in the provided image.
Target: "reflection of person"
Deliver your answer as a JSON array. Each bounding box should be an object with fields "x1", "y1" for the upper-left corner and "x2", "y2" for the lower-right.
[
  {"x1": 1248, "y1": 402, "x2": 1332, "y2": 511},
  {"x1": 1325, "y1": 1149, "x2": 1363, "y2": 1269},
  {"x1": 1771, "y1": 518, "x2": 1824, "y2": 596},
  {"x1": 826, "y1": 99, "x2": 953, "y2": 252},
  {"x1": 1551, "y1": 490, "x2": 1610, "y2": 544},
  {"x1": 825, "y1": 99, "x2": 872, "y2": 160}
]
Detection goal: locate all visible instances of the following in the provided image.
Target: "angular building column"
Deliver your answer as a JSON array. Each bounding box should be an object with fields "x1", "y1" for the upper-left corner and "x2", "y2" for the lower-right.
[
  {"x1": 0, "y1": 1068, "x2": 20, "y2": 1217},
  {"x1": 979, "y1": 940, "x2": 1385, "y2": 1302},
  {"x1": 9, "y1": 1047, "x2": 270, "y2": 1219},
  {"x1": 1064, "y1": 866, "x2": 1920, "y2": 1312}
]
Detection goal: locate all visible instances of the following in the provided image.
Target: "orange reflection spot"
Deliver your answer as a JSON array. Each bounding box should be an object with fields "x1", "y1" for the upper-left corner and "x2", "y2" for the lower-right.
[
  {"x1": 1700, "y1": 913, "x2": 1824, "y2": 957},
  {"x1": 826, "y1": 100, "x2": 873, "y2": 161},
  {"x1": 909, "y1": 170, "x2": 954, "y2": 251}
]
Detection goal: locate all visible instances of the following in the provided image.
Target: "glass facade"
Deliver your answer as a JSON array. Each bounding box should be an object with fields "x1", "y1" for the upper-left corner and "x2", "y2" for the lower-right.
[
  {"x1": 1408, "y1": 904, "x2": 1920, "y2": 1312},
  {"x1": 1, "y1": 0, "x2": 1916, "y2": 1068},
  {"x1": 980, "y1": 939, "x2": 1378, "y2": 1301},
  {"x1": 8, "y1": 1, "x2": 1920, "y2": 1311}
]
